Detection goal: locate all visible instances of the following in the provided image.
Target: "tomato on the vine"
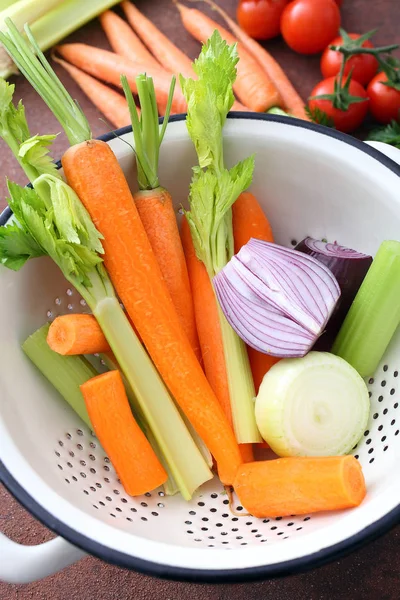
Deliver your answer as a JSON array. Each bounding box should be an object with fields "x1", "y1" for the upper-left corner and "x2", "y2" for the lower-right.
[
  {"x1": 237, "y1": 0, "x2": 289, "y2": 40},
  {"x1": 280, "y1": 0, "x2": 341, "y2": 55},
  {"x1": 308, "y1": 76, "x2": 369, "y2": 133},
  {"x1": 321, "y1": 33, "x2": 378, "y2": 86},
  {"x1": 367, "y1": 72, "x2": 400, "y2": 124}
]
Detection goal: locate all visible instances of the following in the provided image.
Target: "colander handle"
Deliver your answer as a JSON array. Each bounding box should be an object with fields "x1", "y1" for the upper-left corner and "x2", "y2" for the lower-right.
[
  {"x1": 0, "y1": 532, "x2": 85, "y2": 584},
  {"x1": 365, "y1": 141, "x2": 400, "y2": 165}
]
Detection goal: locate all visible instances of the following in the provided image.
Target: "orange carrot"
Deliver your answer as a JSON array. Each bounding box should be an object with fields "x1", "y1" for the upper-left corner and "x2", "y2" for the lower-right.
[
  {"x1": 62, "y1": 139, "x2": 242, "y2": 485},
  {"x1": 134, "y1": 189, "x2": 201, "y2": 362},
  {"x1": 234, "y1": 456, "x2": 366, "y2": 518},
  {"x1": 203, "y1": 0, "x2": 309, "y2": 120},
  {"x1": 121, "y1": 3, "x2": 251, "y2": 112},
  {"x1": 232, "y1": 192, "x2": 279, "y2": 392},
  {"x1": 175, "y1": 2, "x2": 282, "y2": 112},
  {"x1": 232, "y1": 191, "x2": 274, "y2": 254},
  {"x1": 47, "y1": 314, "x2": 111, "y2": 355},
  {"x1": 56, "y1": 43, "x2": 187, "y2": 114},
  {"x1": 100, "y1": 10, "x2": 161, "y2": 71},
  {"x1": 122, "y1": 1, "x2": 194, "y2": 78},
  {"x1": 81, "y1": 370, "x2": 167, "y2": 496},
  {"x1": 54, "y1": 57, "x2": 133, "y2": 130},
  {"x1": 181, "y1": 217, "x2": 254, "y2": 463}
]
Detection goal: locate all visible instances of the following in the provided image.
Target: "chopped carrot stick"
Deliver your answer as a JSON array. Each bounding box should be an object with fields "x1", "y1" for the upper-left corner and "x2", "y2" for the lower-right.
[
  {"x1": 122, "y1": 1, "x2": 194, "y2": 78},
  {"x1": 81, "y1": 370, "x2": 167, "y2": 496},
  {"x1": 232, "y1": 192, "x2": 279, "y2": 392},
  {"x1": 234, "y1": 456, "x2": 366, "y2": 518},
  {"x1": 175, "y1": 2, "x2": 282, "y2": 112},
  {"x1": 100, "y1": 10, "x2": 161, "y2": 70},
  {"x1": 62, "y1": 139, "x2": 242, "y2": 485},
  {"x1": 54, "y1": 56, "x2": 133, "y2": 130},
  {"x1": 181, "y1": 217, "x2": 254, "y2": 462},
  {"x1": 56, "y1": 43, "x2": 187, "y2": 114},
  {"x1": 203, "y1": 0, "x2": 309, "y2": 120},
  {"x1": 47, "y1": 314, "x2": 111, "y2": 355},
  {"x1": 133, "y1": 189, "x2": 201, "y2": 362}
]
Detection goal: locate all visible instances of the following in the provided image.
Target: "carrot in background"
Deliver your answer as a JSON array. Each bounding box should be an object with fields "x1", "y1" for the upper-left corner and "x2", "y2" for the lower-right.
[
  {"x1": 81, "y1": 370, "x2": 168, "y2": 496},
  {"x1": 121, "y1": 3, "x2": 250, "y2": 111},
  {"x1": 100, "y1": 10, "x2": 161, "y2": 70},
  {"x1": 47, "y1": 314, "x2": 111, "y2": 355},
  {"x1": 232, "y1": 191, "x2": 280, "y2": 392},
  {"x1": 181, "y1": 217, "x2": 254, "y2": 463},
  {"x1": 234, "y1": 456, "x2": 366, "y2": 518},
  {"x1": 62, "y1": 139, "x2": 242, "y2": 485},
  {"x1": 121, "y1": 74, "x2": 201, "y2": 361},
  {"x1": 122, "y1": 1, "x2": 194, "y2": 78},
  {"x1": 54, "y1": 56, "x2": 133, "y2": 129},
  {"x1": 57, "y1": 43, "x2": 187, "y2": 114},
  {"x1": 203, "y1": 0, "x2": 309, "y2": 120},
  {"x1": 175, "y1": 2, "x2": 282, "y2": 112}
]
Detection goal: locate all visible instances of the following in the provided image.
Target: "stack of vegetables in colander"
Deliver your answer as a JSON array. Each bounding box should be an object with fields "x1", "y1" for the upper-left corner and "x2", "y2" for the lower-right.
[{"x1": 0, "y1": 20, "x2": 399, "y2": 518}]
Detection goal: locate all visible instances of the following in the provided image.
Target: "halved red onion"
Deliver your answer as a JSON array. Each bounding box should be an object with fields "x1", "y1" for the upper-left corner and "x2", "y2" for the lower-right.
[
  {"x1": 295, "y1": 238, "x2": 372, "y2": 350},
  {"x1": 213, "y1": 239, "x2": 341, "y2": 358}
]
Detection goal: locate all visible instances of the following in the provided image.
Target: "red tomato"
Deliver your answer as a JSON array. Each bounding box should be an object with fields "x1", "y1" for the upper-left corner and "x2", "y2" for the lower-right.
[
  {"x1": 281, "y1": 0, "x2": 341, "y2": 55},
  {"x1": 308, "y1": 76, "x2": 369, "y2": 133},
  {"x1": 321, "y1": 34, "x2": 378, "y2": 86},
  {"x1": 237, "y1": 0, "x2": 289, "y2": 40},
  {"x1": 367, "y1": 72, "x2": 400, "y2": 124}
]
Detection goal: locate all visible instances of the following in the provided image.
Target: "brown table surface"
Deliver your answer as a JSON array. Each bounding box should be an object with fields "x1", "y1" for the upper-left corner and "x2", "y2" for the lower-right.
[{"x1": 0, "y1": 0, "x2": 399, "y2": 598}]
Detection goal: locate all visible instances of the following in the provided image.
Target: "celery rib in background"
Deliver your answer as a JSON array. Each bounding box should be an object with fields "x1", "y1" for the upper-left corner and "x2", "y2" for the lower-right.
[
  {"x1": 0, "y1": 0, "x2": 122, "y2": 78},
  {"x1": 332, "y1": 240, "x2": 400, "y2": 378}
]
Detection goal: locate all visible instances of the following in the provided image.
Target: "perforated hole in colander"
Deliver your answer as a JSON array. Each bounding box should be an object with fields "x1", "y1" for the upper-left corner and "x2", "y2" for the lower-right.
[{"x1": 49, "y1": 266, "x2": 399, "y2": 549}]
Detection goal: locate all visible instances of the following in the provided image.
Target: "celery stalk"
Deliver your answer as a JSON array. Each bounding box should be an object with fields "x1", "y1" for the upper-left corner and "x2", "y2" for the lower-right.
[
  {"x1": 0, "y1": 80, "x2": 213, "y2": 501},
  {"x1": 0, "y1": 0, "x2": 121, "y2": 79},
  {"x1": 181, "y1": 32, "x2": 261, "y2": 443},
  {"x1": 0, "y1": 0, "x2": 62, "y2": 77},
  {"x1": 332, "y1": 240, "x2": 400, "y2": 378},
  {"x1": 22, "y1": 323, "x2": 95, "y2": 428}
]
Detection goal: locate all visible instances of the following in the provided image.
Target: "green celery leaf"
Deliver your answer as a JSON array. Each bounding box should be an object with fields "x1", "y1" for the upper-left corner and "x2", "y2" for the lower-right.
[
  {"x1": 180, "y1": 31, "x2": 238, "y2": 172},
  {"x1": 4, "y1": 180, "x2": 104, "y2": 288},
  {"x1": 33, "y1": 174, "x2": 104, "y2": 254},
  {"x1": 19, "y1": 134, "x2": 60, "y2": 178},
  {"x1": 0, "y1": 221, "x2": 44, "y2": 270},
  {"x1": 0, "y1": 79, "x2": 30, "y2": 144}
]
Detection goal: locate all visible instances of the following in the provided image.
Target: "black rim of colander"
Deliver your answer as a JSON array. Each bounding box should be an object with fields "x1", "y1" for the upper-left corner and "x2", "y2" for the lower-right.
[{"x1": 1, "y1": 113, "x2": 400, "y2": 583}]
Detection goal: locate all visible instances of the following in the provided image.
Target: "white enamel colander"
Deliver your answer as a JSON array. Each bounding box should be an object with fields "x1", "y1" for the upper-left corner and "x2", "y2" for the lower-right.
[{"x1": 0, "y1": 115, "x2": 399, "y2": 585}]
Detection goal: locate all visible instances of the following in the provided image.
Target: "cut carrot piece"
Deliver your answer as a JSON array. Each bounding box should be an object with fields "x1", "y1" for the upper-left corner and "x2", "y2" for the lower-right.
[
  {"x1": 122, "y1": 1, "x2": 194, "y2": 78},
  {"x1": 232, "y1": 192, "x2": 279, "y2": 392},
  {"x1": 100, "y1": 10, "x2": 161, "y2": 70},
  {"x1": 134, "y1": 189, "x2": 201, "y2": 362},
  {"x1": 81, "y1": 370, "x2": 167, "y2": 496},
  {"x1": 54, "y1": 56, "x2": 133, "y2": 130},
  {"x1": 234, "y1": 456, "x2": 366, "y2": 518},
  {"x1": 47, "y1": 314, "x2": 111, "y2": 355},
  {"x1": 203, "y1": 0, "x2": 309, "y2": 120},
  {"x1": 56, "y1": 43, "x2": 187, "y2": 114},
  {"x1": 62, "y1": 139, "x2": 242, "y2": 485},
  {"x1": 175, "y1": 2, "x2": 282, "y2": 112},
  {"x1": 181, "y1": 217, "x2": 253, "y2": 462}
]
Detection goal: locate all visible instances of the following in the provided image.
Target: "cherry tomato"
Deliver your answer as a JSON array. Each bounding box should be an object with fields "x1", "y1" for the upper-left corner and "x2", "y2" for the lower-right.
[
  {"x1": 321, "y1": 34, "x2": 378, "y2": 86},
  {"x1": 237, "y1": 0, "x2": 289, "y2": 40},
  {"x1": 281, "y1": 0, "x2": 341, "y2": 55},
  {"x1": 308, "y1": 76, "x2": 369, "y2": 133},
  {"x1": 367, "y1": 72, "x2": 400, "y2": 124}
]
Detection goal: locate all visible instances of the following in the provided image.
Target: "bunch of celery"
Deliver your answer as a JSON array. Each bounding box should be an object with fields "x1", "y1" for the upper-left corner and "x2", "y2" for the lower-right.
[
  {"x1": 0, "y1": 78, "x2": 213, "y2": 499},
  {"x1": 0, "y1": 0, "x2": 121, "y2": 78},
  {"x1": 180, "y1": 31, "x2": 261, "y2": 444}
]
